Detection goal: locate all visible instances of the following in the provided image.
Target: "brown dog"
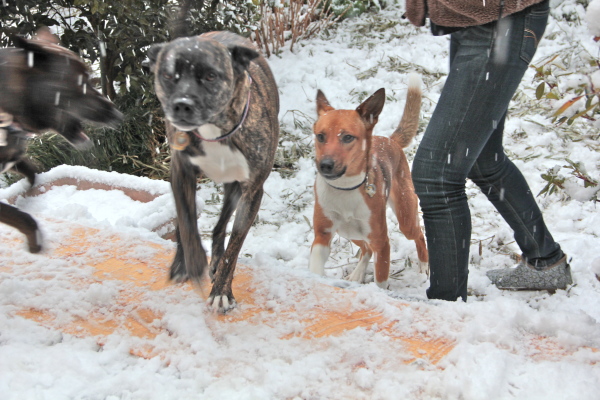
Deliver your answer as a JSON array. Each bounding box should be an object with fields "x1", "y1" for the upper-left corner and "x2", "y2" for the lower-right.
[
  {"x1": 309, "y1": 74, "x2": 429, "y2": 289},
  {"x1": 147, "y1": 31, "x2": 279, "y2": 313},
  {"x1": 0, "y1": 28, "x2": 122, "y2": 252}
]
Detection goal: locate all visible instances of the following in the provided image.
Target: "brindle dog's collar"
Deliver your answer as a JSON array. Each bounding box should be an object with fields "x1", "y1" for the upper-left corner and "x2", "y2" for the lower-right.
[
  {"x1": 0, "y1": 110, "x2": 29, "y2": 147},
  {"x1": 0, "y1": 111, "x2": 14, "y2": 129},
  {"x1": 192, "y1": 74, "x2": 253, "y2": 143},
  {"x1": 0, "y1": 110, "x2": 33, "y2": 135}
]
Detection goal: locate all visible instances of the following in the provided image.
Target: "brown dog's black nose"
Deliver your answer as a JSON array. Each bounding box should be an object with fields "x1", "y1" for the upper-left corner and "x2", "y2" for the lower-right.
[
  {"x1": 319, "y1": 158, "x2": 335, "y2": 175},
  {"x1": 172, "y1": 98, "x2": 195, "y2": 120}
]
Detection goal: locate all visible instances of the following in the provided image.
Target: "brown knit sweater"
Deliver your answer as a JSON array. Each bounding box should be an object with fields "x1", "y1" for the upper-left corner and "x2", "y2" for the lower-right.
[{"x1": 405, "y1": 0, "x2": 545, "y2": 28}]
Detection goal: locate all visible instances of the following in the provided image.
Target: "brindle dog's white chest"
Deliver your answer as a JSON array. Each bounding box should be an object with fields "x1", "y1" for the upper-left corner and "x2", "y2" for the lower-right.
[
  {"x1": 316, "y1": 176, "x2": 372, "y2": 241},
  {"x1": 188, "y1": 124, "x2": 250, "y2": 183}
]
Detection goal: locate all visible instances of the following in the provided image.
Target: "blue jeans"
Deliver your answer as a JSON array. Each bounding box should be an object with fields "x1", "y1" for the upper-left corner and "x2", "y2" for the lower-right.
[{"x1": 412, "y1": 0, "x2": 562, "y2": 302}]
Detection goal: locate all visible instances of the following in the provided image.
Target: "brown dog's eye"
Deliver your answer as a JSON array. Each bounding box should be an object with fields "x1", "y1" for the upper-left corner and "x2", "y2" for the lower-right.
[
  {"x1": 341, "y1": 134, "x2": 355, "y2": 144},
  {"x1": 315, "y1": 133, "x2": 325, "y2": 143}
]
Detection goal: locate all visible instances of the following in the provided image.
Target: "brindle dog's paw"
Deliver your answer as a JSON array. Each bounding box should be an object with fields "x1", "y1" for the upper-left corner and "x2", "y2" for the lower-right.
[
  {"x1": 26, "y1": 229, "x2": 42, "y2": 253},
  {"x1": 206, "y1": 294, "x2": 237, "y2": 314},
  {"x1": 23, "y1": 217, "x2": 42, "y2": 253},
  {"x1": 169, "y1": 260, "x2": 189, "y2": 283}
]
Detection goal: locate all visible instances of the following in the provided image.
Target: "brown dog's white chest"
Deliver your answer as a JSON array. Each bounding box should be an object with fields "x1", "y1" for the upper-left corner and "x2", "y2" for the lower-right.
[
  {"x1": 316, "y1": 175, "x2": 372, "y2": 241},
  {"x1": 188, "y1": 124, "x2": 250, "y2": 184}
]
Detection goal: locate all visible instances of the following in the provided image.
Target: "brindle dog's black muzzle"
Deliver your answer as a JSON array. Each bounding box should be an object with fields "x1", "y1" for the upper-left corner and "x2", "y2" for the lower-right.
[{"x1": 172, "y1": 97, "x2": 196, "y2": 122}]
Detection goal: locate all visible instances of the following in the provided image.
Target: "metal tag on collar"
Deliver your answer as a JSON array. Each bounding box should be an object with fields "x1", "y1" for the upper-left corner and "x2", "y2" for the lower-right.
[
  {"x1": 171, "y1": 131, "x2": 190, "y2": 151},
  {"x1": 0, "y1": 113, "x2": 12, "y2": 147},
  {"x1": 365, "y1": 163, "x2": 376, "y2": 197},
  {"x1": 0, "y1": 128, "x2": 7, "y2": 147},
  {"x1": 365, "y1": 183, "x2": 376, "y2": 197},
  {"x1": 0, "y1": 112, "x2": 13, "y2": 128}
]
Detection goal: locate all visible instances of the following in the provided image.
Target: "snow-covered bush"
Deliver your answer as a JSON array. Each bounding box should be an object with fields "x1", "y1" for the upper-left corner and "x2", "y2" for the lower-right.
[{"x1": 530, "y1": 1, "x2": 600, "y2": 202}]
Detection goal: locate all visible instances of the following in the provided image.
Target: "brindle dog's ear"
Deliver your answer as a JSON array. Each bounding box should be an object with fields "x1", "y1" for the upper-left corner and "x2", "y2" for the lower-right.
[
  {"x1": 11, "y1": 35, "x2": 29, "y2": 49},
  {"x1": 356, "y1": 88, "x2": 386, "y2": 129},
  {"x1": 11, "y1": 35, "x2": 52, "y2": 67},
  {"x1": 145, "y1": 43, "x2": 165, "y2": 72},
  {"x1": 33, "y1": 27, "x2": 60, "y2": 44},
  {"x1": 11, "y1": 35, "x2": 46, "y2": 53},
  {"x1": 230, "y1": 45, "x2": 259, "y2": 74}
]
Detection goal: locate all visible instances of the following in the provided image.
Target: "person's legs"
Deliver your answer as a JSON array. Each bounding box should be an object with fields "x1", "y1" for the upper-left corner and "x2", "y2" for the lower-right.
[
  {"x1": 469, "y1": 112, "x2": 571, "y2": 290},
  {"x1": 467, "y1": 113, "x2": 563, "y2": 267},
  {"x1": 412, "y1": 0, "x2": 556, "y2": 301}
]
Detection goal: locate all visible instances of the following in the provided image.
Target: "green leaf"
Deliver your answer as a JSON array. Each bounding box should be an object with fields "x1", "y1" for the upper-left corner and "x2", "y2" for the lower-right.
[
  {"x1": 536, "y1": 82, "x2": 545, "y2": 100},
  {"x1": 537, "y1": 182, "x2": 551, "y2": 197}
]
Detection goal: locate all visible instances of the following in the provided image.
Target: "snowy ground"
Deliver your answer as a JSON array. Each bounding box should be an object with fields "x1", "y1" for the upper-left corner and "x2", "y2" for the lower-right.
[{"x1": 1, "y1": 0, "x2": 600, "y2": 399}]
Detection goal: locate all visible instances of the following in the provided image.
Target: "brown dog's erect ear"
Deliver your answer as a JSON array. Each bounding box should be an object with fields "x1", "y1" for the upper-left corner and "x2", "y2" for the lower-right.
[
  {"x1": 356, "y1": 88, "x2": 385, "y2": 128},
  {"x1": 316, "y1": 90, "x2": 335, "y2": 117},
  {"x1": 145, "y1": 43, "x2": 165, "y2": 72},
  {"x1": 230, "y1": 45, "x2": 259, "y2": 74}
]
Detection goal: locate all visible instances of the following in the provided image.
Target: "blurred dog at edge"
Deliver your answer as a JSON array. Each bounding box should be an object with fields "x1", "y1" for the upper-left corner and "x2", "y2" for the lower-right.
[
  {"x1": 147, "y1": 31, "x2": 279, "y2": 313},
  {"x1": 309, "y1": 74, "x2": 429, "y2": 289},
  {"x1": 0, "y1": 28, "x2": 123, "y2": 252}
]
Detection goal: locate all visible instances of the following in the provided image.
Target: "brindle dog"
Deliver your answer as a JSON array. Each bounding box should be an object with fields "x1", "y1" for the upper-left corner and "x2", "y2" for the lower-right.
[
  {"x1": 0, "y1": 29, "x2": 123, "y2": 252},
  {"x1": 147, "y1": 31, "x2": 279, "y2": 313}
]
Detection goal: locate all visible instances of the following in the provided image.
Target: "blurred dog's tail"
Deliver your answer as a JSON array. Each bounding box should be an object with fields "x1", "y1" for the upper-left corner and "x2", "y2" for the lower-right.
[
  {"x1": 390, "y1": 73, "x2": 422, "y2": 148},
  {"x1": 171, "y1": 0, "x2": 193, "y2": 39}
]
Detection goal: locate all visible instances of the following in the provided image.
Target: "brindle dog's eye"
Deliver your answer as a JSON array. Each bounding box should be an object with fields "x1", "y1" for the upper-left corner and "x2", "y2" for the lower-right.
[
  {"x1": 162, "y1": 72, "x2": 173, "y2": 80},
  {"x1": 205, "y1": 72, "x2": 216, "y2": 81},
  {"x1": 315, "y1": 133, "x2": 325, "y2": 143},
  {"x1": 341, "y1": 134, "x2": 355, "y2": 144}
]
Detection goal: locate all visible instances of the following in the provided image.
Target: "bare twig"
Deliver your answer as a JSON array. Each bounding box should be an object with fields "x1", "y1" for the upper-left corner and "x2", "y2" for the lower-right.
[{"x1": 252, "y1": 0, "x2": 349, "y2": 57}]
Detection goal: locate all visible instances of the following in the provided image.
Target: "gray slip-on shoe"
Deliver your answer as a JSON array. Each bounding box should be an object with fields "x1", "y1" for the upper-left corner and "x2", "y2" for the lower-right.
[{"x1": 487, "y1": 255, "x2": 572, "y2": 290}]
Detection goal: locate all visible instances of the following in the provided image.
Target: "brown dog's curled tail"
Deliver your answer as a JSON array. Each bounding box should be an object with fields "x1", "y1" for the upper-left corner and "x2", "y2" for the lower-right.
[{"x1": 391, "y1": 73, "x2": 422, "y2": 148}]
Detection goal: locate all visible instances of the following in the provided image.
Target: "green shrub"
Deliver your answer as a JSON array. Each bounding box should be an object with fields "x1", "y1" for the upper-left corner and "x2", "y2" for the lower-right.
[{"x1": 1, "y1": 0, "x2": 260, "y2": 183}]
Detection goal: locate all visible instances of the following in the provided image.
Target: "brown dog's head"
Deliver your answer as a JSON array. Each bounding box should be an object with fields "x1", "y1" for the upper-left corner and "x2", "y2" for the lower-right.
[
  {"x1": 2, "y1": 29, "x2": 123, "y2": 148},
  {"x1": 146, "y1": 35, "x2": 259, "y2": 131},
  {"x1": 313, "y1": 88, "x2": 385, "y2": 181}
]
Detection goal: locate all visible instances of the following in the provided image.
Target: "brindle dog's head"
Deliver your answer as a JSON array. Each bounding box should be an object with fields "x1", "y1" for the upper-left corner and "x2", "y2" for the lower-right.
[
  {"x1": 0, "y1": 30, "x2": 122, "y2": 148},
  {"x1": 147, "y1": 36, "x2": 259, "y2": 131}
]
